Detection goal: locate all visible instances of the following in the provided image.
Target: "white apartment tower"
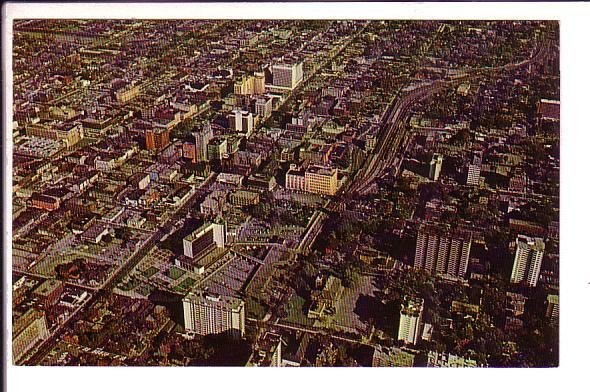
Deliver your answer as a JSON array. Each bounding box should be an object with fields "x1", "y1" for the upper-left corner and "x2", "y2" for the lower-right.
[
  {"x1": 183, "y1": 291, "x2": 245, "y2": 339},
  {"x1": 510, "y1": 235, "x2": 545, "y2": 287},
  {"x1": 429, "y1": 153, "x2": 443, "y2": 181},
  {"x1": 397, "y1": 296, "x2": 424, "y2": 345},
  {"x1": 414, "y1": 224, "x2": 472, "y2": 278}
]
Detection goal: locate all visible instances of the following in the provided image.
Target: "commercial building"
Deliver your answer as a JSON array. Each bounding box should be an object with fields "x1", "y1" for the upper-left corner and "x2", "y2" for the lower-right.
[
  {"x1": 397, "y1": 296, "x2": 423, "y2": 345},
  {"x1": 145, "y1": 128, "x2": 170, "y2": 151},
  {"x1": 271, "y1": 62, "x2": 303, "y2": 89},
  {"x1": 182, "y1": 290, "x2": 245, "y2": 339},
  {"x1": 229, "y1": 190, "x2": 260, "y2": 207},
  {"x1": 234, "y1": 72, "x2": 265, "y2": 95},
  {"x1": 194, "y1": 122, "x2": 213, "y2": 163},
  {"x1": 207, "y1": 138, "x2": 228, "y2": 161},
  {"x1": 414, "y1": 223, "x2": 472, "y2": 278},
  {"x1": 427, "y1": 351, "x2": 480, "y2": 367},
  {"x1": 13, "y1": 308, "x2": 49, "y2": 363},
  {"x1": 229, "y1": 109, "x2": 254, "y2": 138},
  {"x1": 510, "y1": 235, "x2": 545, "y2": 287},
  {"x1": 183, "y1": 222, "x2": 225, "y2": 259},
  {"x1": 428, "y1": 153, "x2": 443, "y2": 181},
  {"x1": 285, "y1": 165, "x2": 306, "y2": 192},
  {"x1": 304, "y1": 165, "x2": 338, "y2": 196}
]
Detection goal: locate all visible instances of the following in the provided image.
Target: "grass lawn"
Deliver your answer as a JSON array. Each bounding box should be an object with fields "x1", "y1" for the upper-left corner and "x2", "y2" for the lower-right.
[
  {"x1": 142, "y1": 266, "x2": 159, "y2": 278},
  {"x1": 167, "y1": 266, "x2": 185, "y2": 280}
]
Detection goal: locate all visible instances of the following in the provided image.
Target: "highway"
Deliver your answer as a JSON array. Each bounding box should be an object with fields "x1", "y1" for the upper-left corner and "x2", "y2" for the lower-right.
[{"x1": 340, "y1": 38, "x2": 553, "y2": 199}]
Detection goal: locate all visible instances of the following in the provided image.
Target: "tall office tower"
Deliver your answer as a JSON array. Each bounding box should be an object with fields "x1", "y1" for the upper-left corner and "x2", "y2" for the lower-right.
[
  {"x1": 229, "y1": 109, "x2": 254, "y2": 137},
  {"x1": 271, "y1": 62, "x2": 303, "y2": 89},
  {"x1": 428, "y1": 153, "x2": 443, "y2": 181},
  {"x1": 510, "y1": 235, "x2": 545, "y2": 287},
  {"x1": 183, "y1": 222, "x2": 225, "y2": 259},
  {"x1": 414, "y1": 224, "x2": 473, "y2": 278},
  {"x1": 145, "y1": 128, "x2": 170, "y2": 151},
  {"x1": 182, "y1": 291, "x2": 245, "y2": 339},
  {"x1": 194, "y1": 122, "x2": 213, "y2": 163},
  {"x1": 398, "y1": 296, "x2": 424, "y2": 345},
  {"x1": 13, "y1": 308, "x2": 49, "y2": 363},
  {"x1": 253, "y1": 71, "x2": 266, "y2": 94}
]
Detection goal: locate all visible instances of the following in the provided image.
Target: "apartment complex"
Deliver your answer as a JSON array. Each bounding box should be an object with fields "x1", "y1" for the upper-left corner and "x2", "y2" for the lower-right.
[
  {"x1": 398, "y1": 296, "x2": 423, "y2": 345},
  {"x1": 414, "y1": 223, "x2": 472, "y2": 278},
  {"x1": 510, "y1": 235, "x2": 545, "y2": 287},
  {"x1": 182, "y1": 291, "x2": 245, "y2": 339}
]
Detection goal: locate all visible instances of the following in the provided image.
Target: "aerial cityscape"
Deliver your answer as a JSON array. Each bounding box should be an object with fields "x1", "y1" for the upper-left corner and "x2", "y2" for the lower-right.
[{"x1": 12, "y1": 19, "x2": 559, "y2": 367}]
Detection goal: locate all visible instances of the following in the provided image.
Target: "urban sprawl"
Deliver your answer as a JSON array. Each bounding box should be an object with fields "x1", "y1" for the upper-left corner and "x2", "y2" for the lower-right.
[{"x1": 12, "y1": 20, "x2": 559, "y2": 367}]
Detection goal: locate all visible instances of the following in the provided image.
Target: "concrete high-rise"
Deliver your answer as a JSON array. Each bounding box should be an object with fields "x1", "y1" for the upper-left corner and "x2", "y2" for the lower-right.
[
  {"x1": 271, "y1": 62, "x2": 303, "y2": 89},
  {"x1": 428, "y1": 153, "x2": 443, "y2": 181},
  {"x1": 194, "y1": 122, "x2": 213, "y2": 162},
  {"x1": 183, "y1": 222, "x2": 225, "y2": 259},
  {"x1": 398, "y1": 296, "x2": 423, "y2": 345},
  {"x1": 510, "y1": 235, "x2": 545, "y2": 287},
  {"x1": 414, "y1": 223, "x2": 472, "y2": 278},
  {"x1": 182, "y1": 291, "x2": 245, "y2": 339}
]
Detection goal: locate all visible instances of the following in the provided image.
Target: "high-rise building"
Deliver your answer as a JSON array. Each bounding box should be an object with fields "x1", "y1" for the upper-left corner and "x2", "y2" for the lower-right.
[
  {"x1": 183, "y1": 222, "x2": 225, "y2": 259},
  {"x1": 182, "y1": 291, "x2": 245, "y2": 339},
  {"x1": 271, "y1": 62, "x2": 303, "y2": 89},
  {"x1": 13, "y1": 308, "x2": 49, "y2": 363},
  {"x1": 466, "y1": 152, "x2": 483, "y2": 186},
  {"x1": 510, "y1": 235, "x2": 545, "y2": 287},
  {"x1": 207, "y1": 137, "x2": 228, "y2": 161},
  {"x1": 229, "y1": 109, "x2": 254, "y2": 137},
  {"x1": 145, "y1": 128, "x2": 170, "y2": 151},
  {"x1": 397, "y1": 296, "x2": 423, "y2": 345},
  {"x1": 414, "y1": 223, "x2": 472, "y2": 278},
  {"x1": 428, "y1": 153, "x2": 443, "y2": 181},
  {"x1": 194, "y1": 122, "x2": 213, "y2": 162},
  {"x1": 466, "y1": 164, "x2": 481, "y2": 186},
  {"x1": 546, "y1": 294, "x2": 559, "y2": 327}
]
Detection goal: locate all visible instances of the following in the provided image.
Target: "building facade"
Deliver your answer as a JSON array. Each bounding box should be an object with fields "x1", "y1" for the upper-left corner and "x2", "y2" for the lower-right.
[
  {"x1": 194, "y1": 122, "x2": 213, "y2": 162},
  {"x1": 182, "y1": 291, "x2": 245, "y2": 339},
  {"x1": 397, "y1": 296, "x2": 423, "y2": 345},
  {"x1": 428, "y1": 153, "x2": 443, "y2": 181},
  {"x1": 271, "y1": 62, "x2": 303, "y2": 89},
  {"x1": 414, "y1": 223, "x2": 472, "y2": 278},
  {"x1": 510, "y1": 235, "x2": 545, "y2": 287},
  {"x1": 183, "y1": 222, "x2": 226, "y2": 258}
]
